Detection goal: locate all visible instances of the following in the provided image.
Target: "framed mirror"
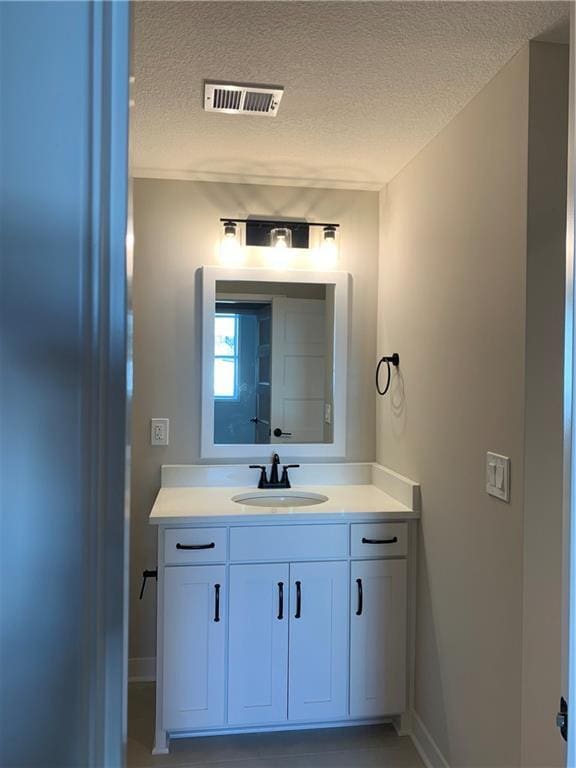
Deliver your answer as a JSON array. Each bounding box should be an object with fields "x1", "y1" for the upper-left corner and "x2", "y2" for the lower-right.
[{"x1": 200, "y1": 266, "x2": 349, "y2": 458}]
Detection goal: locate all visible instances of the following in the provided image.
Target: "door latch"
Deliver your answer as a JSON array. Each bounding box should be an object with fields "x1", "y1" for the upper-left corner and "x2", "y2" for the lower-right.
[{"x1": 557, "y1": 696, "x2": 568, "y2": 742}]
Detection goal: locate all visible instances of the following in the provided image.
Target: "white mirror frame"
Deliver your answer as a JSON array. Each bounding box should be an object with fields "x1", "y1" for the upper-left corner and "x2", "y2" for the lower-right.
[{"x1": 200, "y1": 266, "x2": 350, "y2": 459}]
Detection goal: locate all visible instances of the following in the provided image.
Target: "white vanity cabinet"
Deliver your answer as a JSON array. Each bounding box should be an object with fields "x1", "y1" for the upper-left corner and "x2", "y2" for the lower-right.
[
  {"x1": 350, "y1": 559, "x2": 407, "y2": 717},
  {"x1": 162, "y1": 564, "x2": 226, "y2": 730},
  {"x1": 288, "y1": 560, "x2": 349, "y2": 722},
  {"x1": 228, "y1": 563, "x2": 289, "y2": 725},
  {"x1": 153, "y1": 516, "x2": 416, "y2": 754},
  {"x1": 228, "y1": 560, "x2": 349, "y2": 726}
]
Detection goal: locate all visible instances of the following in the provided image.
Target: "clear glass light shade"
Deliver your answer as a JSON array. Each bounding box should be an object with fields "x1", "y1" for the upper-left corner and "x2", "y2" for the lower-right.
[
  {"x1": 270, "y1": 227, "x2": 292, "y2": 249},
  {"x1": 220, "y1": 221, "x2": 244, "y2": 264},
  {"x1": 316, "y1": 225, "x2": 338, "y2": 267}
]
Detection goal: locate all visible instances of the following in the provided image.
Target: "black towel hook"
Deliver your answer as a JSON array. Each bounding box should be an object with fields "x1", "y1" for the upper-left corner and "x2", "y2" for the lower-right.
[{"x1": 376, "y1": 353, "x2": 400, "y2": 396}]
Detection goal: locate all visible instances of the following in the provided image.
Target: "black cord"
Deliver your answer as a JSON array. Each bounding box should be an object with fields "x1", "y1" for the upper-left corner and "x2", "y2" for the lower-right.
[{"x1": 376, "y1": 353, "x2": 400, "y2": 396}]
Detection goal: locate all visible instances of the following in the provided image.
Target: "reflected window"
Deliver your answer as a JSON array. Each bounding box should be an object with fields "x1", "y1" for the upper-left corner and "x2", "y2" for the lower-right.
[{"x1": 214, "y1": 314, "x2": 239, "y2": 398}]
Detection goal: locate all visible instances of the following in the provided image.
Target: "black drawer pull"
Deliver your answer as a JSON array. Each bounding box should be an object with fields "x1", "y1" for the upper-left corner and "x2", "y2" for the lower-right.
[
  {"x1": 176, "y1": 542, "x2": 215, "y2": 550},
  {"x1": 361, "y1": 536, "x2": 398, "y2": 545},
  {"x1": 214, "y1": 583, "x2": 221, "y2": 622},
  {"x1": 356, "y1": 578, "x2": 363, "y2": 616},
  {"x1": 278, "y1": 582, "x2": 284, "y2": 620},
  {"x1": 295, "y1": 580, "x2": 301, "y2": 619}
]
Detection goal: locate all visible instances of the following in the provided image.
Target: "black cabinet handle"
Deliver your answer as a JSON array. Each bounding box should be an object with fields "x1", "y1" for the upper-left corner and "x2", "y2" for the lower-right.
[
  {"x1": 214, "y1": 583, "x2": 221, "y2": 622},
  {"x1": 356, "y1": 578, "x2": 363, "y2": 616},
  {"x1": 278, "y1": 582, "x2": 284, "y2": 620},
  {"x1": 295, "y1": 581, "x2": 301, "y2": 619},
  {"x1": 176, "y1": 542, "x2": 215, "y2": 550},
  {"x1": 361, "y1": 536, "x2": 398, "y2": 545}
]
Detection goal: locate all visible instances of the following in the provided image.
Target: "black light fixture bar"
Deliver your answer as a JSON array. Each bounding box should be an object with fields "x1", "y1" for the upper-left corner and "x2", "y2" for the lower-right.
[
  {"x1": 220, "y1": 218, "x2": 340, "y2": 228},
  {"x1": 220, "y1": 218, "x2": 340, "y2": 251}
]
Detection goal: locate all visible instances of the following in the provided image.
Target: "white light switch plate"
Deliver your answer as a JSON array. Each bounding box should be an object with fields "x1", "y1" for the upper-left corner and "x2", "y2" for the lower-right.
[
  {"x1": 486, "y1": 452, "x2": 510, "y2": 502},
  {"x1": 151, "y1": 418, "x2": 169, "y2": 446}
]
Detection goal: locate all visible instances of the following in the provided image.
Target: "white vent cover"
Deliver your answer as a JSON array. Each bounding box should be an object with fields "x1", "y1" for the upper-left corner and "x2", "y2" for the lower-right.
[{"x1": 204, "y1": 82, "x2": 284, "y2": 117}]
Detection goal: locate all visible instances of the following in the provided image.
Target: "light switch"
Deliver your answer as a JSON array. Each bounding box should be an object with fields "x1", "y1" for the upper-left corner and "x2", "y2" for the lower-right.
[
  {"x1": 486, "y1": 452, "x2": 510, "y2": 502},
  {"x1": 151, "y1": 418, "x2": 169, "y2": 446}
]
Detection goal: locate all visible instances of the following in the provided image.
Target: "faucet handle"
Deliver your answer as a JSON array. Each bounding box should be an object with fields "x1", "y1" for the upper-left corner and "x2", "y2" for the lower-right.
[
  {"x1": 280, "y1": 464, "x2": 300, "y2": 488},
  {"x1": 249, "y1": 465, "x2": 268, "y2": 488}
]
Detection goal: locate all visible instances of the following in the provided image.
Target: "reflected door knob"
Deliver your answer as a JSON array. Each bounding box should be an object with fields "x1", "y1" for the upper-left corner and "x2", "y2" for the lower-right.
[{"x1": 273, "y1": 428, "x2": 292, "y2": 437}]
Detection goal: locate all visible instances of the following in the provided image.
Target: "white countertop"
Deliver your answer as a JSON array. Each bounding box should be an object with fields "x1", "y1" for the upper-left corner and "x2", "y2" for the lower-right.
[{"x1": 149, "y1": 483, "x2": 419, "y2": 525}]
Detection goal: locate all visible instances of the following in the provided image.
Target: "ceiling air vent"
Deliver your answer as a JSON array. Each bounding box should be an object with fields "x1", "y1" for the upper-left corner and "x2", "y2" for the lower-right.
[{"x1": 204, "y1": 82, "x2": 284, "y2": 117}]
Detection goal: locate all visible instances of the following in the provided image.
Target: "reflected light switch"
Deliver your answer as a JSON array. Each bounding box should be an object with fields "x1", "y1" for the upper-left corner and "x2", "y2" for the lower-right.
[{"x1": 486, "y1": 452, "x2": 510, "y2": 502}]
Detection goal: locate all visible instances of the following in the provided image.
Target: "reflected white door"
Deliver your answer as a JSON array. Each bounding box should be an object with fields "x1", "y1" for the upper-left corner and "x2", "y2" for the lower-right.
[
  {"x1": 271, "y1": 298, "x2": 326, "y2": 443},
  {"x1": 228, "y1": 563, "x2": 289, "y2": 725}
]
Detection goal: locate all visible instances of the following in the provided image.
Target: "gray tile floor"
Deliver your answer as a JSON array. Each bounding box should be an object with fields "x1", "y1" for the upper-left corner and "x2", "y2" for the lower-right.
[{"x1": 127, "y1": 683, "x2": 425, "y2": 768}]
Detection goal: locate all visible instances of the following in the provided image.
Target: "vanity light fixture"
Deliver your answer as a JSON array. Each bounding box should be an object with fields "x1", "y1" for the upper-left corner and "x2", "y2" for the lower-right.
[
  {"x1": 270, "y1": 227, "x2": 292, "y2": 249},
  {"x1": 219, "y1": 220, "x2": 244, "y2": 265},
  {"x1": 223, "y1": 220, "x2": 238, "y2": 239},
  {"x1": 220, "y1": 218, "x2": 340, "y2": 251},
  {"x1": 323, "y1": 225, "x2": 337, "y2": 244},
  {"x1": 318, "y1": 224, "x2": 339, "y2": 266}
]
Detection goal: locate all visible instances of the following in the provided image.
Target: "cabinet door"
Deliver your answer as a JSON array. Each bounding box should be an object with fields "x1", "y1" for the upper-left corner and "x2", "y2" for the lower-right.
[
  {"x1": 162, "y1": 565, "x2": 226, "y2": 730},
  {"x1": 288, "y1": 561, "x2": 349, "y2": 721},
  {"x1": 228, "y1": 563, "x2": 289, "y2": 725},
  {"x1": 350, "y1": 559, "x2": 407, "y2": 717}
]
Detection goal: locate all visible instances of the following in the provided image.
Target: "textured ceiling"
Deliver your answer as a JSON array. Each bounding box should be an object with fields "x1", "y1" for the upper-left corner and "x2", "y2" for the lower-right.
[{"x1": 131, "y1": 1, "x2": 569, "y2": 188}]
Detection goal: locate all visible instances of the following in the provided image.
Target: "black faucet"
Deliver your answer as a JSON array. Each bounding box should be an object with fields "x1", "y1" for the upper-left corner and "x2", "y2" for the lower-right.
[
  {"x1": 250, "y1": 454, "x2": 300, "y2": 489},
  {"x1": 269, "y1": 453, "x2": 281, "y2": 485}
]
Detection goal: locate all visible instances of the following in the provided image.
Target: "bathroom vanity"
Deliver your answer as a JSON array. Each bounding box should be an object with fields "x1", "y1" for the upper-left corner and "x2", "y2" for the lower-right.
[{"x1": 149, "y1": 462, "x2": 420, "y2": 754}]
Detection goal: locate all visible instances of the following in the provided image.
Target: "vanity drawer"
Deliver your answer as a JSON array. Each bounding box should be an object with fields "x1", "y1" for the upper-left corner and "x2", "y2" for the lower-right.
[
  {"x1": 230, "y1": 524, "x2": 348, "y2": 561},
  {"x1": 164, "y1": 527, "x2": 227, "y2": 565},
  {"x1": 351, "y1": 523, "x2": 407, "y2": 558}
]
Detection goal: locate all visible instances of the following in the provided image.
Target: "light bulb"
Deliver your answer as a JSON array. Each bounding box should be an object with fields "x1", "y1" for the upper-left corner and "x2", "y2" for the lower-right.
[
  {"x1": 219, "y1": 221, "x2": 244, "y2": 265},
  {"x1": 315, "y1": 225, "x2": 338, "y2": 267},
  {"x1": 270, "y1": 227, "x2": 292, "y2": 249}
]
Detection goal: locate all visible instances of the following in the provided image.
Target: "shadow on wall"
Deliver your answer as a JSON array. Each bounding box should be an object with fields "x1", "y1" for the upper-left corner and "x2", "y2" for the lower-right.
[
  {"x1": 377, "y1": 364, "x2": 407, "y2": 440},
  {"x1": 390, "y1": 366, "x2": 407, "y2": 438},
  {"x1": 416, "y1": 530, "x2": 451, "y2": 766},
  {"x1": 181, "y1": 173, "x2": 365, "y2": 226},
  {"x1": 174, "y1": 157, "x2": 381, "y2": 194}
]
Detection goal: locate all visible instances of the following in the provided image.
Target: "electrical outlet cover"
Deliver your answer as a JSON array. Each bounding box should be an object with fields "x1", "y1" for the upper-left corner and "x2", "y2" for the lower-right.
[{"x1": 151, "y1": 418, "x2": 169, "y2": 446}]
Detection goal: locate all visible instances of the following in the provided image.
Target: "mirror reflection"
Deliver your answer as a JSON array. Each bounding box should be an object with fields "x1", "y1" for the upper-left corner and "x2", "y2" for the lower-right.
[{"x1": 214, "y1": 280, "x2": 335, "y2": 445}]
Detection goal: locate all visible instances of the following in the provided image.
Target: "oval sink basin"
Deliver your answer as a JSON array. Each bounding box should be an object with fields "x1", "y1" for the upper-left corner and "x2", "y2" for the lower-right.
[{"x1": 232, "y1": 491, "x2": 329, "y2": 508}]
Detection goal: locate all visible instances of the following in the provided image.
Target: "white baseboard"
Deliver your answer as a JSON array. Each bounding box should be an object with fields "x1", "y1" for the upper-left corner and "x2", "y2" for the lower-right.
[
  {"x1": 129, "y1": 656, "x2": 155, "y2": 682},
  {"x1": 410, "y1": 710, "x2": 450, "y2": 768}
]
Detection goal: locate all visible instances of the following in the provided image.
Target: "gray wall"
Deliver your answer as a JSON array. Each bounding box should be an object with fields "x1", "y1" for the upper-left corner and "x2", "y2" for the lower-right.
[
  {"x1": 130, "y1": 179, "x2": 379, "y2": 663},
  {"x1": 378, "y1": 42, "x2": 567, "y2": 767}
]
